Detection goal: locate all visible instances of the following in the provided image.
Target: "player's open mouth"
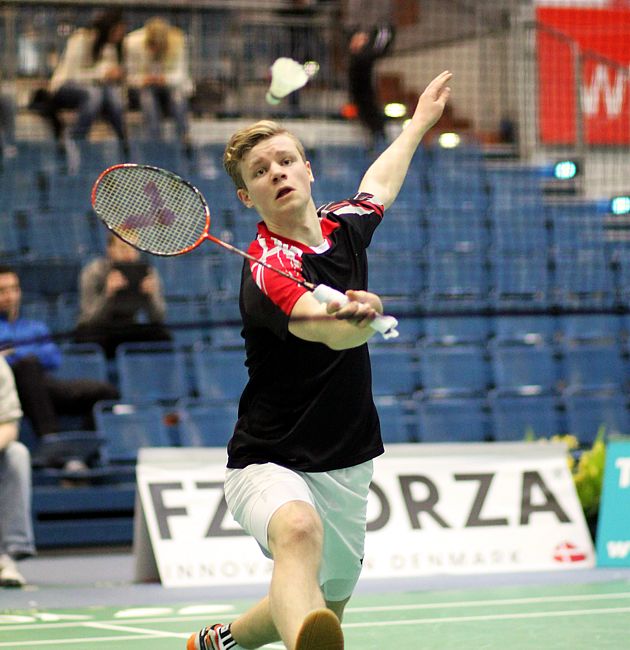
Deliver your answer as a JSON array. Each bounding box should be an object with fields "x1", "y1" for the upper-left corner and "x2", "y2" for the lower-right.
[{"x1": 276, "y1": 187, "x2": 294, "y2": 199}]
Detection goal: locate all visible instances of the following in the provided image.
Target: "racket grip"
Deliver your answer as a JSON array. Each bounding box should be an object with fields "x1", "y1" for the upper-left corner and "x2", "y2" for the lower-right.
[{"x1": 312, "y1": 284, "x2": 399, "y2": 340}]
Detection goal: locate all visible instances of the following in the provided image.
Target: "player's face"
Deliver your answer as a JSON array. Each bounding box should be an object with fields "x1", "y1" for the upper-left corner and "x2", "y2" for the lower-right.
[
  {"x1": 0, "y1": 272, "x2": 21, "y2": 321},
  {"x1": 237, "y1": 134, "x2": 314, "y2": 220}
]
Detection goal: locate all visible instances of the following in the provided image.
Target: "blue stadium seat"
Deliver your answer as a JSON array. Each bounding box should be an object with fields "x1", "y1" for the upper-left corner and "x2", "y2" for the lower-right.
[
  {"x1": 552, "y1": 249, "x2": 615, "y2": 308},
  {"x1": 177, "y1": 397, "x2": 237, "y2": 447},
  {"x1": 93, "y1": 400, "x2": 172, "y2": 463},
  {"x1": 371, "y1": 203, "x2": 426, "y2": 254},
  {"x1": 366, "y1": 251, "x2": 424, "y2": 304},
  {"x1": 559, "y1": 314, "x2": 621, "y2": 344},
  {"x1": 426, "y1": 207, "x2": 487, "y2": 253},
  {"x1": 563, "y1": 390, "x2": 630, "y2": 444},
  {"x1": 486, "y1": 167, "x2": 545, "y2": 211},
  {"x1": 0, "y1": 213, "x2": 20, "y2": 259},
  {"x1": 420, "y1": 344, "x2": 489, "y2": 397},
  {"x1": 493, "y1": 315, "x2": 557, "y2": 345},
  {"x1": 375, "y1": 396, "x2": 416, "y2": 443},
  {"x1": 490, "y1": 343, "x2": 558, "y2": 395},
  {"x1": 548, "y1": 203, "x2": 607, "y2": 252},
  {"x1": 116, "y1": 342, "x2": 189, "y2": 402},
  {"x1": 23, "y1": 210, "x2": 96, "y2": 258},
  {"x1": 192, "y1": 344, "x2": 248, "y2": 400},
  {"x1": 423, "y1": 315, "x2": 490, "y2": 346},
  {"x1": 560, "y1": 342, "x2": 627, "y2": 392},
  {"x1": 166, "y1": 296, "x2": 211, "y2": 347},
  {"x1": 154, "y1": 254, "x2": 215, "y2": 298},
  {"x1": 489, "y1": 393, "x2": 559, "y2": 441},
  {"x1": 369, "y1": 346, "x2": 418, "y2": 397},
  {"x1": 45, "y1": 173, "x2": 94, "y2": 214},
  {"x1": 490, "y1": 254, "x2": 550, "y2": 307},
  {"x1": 489, "y1": 206, "x2": 548, "y2": 253},
  {"x1": 56, "y1": 342, "x2": 108, "y2": 382},
  {"x1": 425, "y1": 250, "x2": 487, "y2": 308},
  {"x1": 14, "y1": 258, "x2": 82, "y2": 298},
  {"x1": 417, "y1": 396, "x2": 488, "y2": 442}
]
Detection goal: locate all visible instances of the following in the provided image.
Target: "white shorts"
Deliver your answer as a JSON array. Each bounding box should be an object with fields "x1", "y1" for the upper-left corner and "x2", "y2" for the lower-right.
[{"x1": 224, "y1": 460, "x2": 373, "y2": 602}]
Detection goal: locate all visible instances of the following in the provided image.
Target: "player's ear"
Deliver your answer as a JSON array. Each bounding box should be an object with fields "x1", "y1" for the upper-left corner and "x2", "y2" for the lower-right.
[
  {"x1": 237, "y1": 188, "x2": 254, "y2": 208},
  {"x1": 306, "y1": 160, "x2": 314, "y2": 182}
]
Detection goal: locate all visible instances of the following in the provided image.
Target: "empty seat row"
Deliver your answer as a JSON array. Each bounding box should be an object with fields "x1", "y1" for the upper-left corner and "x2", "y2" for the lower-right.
[{"x1": 87, "y1": 388, "x2": 629, "y2": 464}]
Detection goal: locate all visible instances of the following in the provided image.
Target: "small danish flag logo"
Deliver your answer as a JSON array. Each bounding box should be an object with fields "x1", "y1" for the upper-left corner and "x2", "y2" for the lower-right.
[{"x1": 553, "y1": 541, "x2": 588, "y2": 563}]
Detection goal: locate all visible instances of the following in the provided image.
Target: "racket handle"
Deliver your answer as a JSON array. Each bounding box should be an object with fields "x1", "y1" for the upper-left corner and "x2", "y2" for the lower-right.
[{"x1": 312, "y1": 284, "x2": 399, "y2": 340}]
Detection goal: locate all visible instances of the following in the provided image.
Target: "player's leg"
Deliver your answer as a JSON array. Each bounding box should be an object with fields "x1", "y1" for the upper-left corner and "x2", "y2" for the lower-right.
[{"x1": 266, "y1": 500, "x2": 327, "y2": 647}]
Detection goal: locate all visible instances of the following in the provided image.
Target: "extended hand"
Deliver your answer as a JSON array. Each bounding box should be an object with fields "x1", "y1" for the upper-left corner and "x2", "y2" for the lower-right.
[{"x1": 412, "y1": 70, "x2": 452, "y2": 132}]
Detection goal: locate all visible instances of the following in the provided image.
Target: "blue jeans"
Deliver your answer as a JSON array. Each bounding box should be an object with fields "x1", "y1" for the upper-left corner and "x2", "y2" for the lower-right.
[
  {"x1": 138, "y1": 85, "x2": 189, "y2": 141},
  {"x1": 53, "y1": 82, "x2": 127, "y2": 142},
  {"x1": 0, "y1": 93, "x2": 16, "y2": 148},
  {"x1": 0, "y1": 441, "x2": 35, "y2": 559}
]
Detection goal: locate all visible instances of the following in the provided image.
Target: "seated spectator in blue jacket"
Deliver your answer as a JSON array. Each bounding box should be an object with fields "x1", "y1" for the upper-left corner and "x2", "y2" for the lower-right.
[
  {"x1": 0, "y1": 355, "x2": 35, "y2": 588},
  {"x1": 0, "y1": 265, "x2": 119, "y2": 440}
]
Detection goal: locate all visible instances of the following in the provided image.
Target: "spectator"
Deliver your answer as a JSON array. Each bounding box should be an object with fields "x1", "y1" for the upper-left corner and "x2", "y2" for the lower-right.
[
  {"x1": 124, "y1": 17, "x2": 193, "y2": 154},
  {"x1": 0, "y1": 92, "x2": 17, "y2": 159},
  {"x1": 0, "y1": 356, "x2": 35, "y2": 588},
  {"x1": 0, "y1": 264, "x2": 119, "y2": 440},
  {"x1": 75, "y1": 234, "x2": 171, "y2": 359},
  {"x1": 347, "y1": 24, "x2": 395, "y2": 151},
  {"x1": 46, "y1": 8, "x2": 129, "y2": 168}
]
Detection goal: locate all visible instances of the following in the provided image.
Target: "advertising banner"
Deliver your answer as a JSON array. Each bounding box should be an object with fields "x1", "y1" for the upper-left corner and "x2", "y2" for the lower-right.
[
  {"x1": 596, "y1": 440, "x2": 630, "y2": 567},
  {"x1": 536, "y1": 6, "x2": 630, "y2": 145},
  {"x1": 135, "y1": 443, "x2": 594, "y2": 588}
]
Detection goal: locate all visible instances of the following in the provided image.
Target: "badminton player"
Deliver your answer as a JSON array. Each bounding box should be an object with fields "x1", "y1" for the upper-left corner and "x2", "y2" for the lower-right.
[{"x1": 187, "y1": 70, "x2": 452, "y2": 650}]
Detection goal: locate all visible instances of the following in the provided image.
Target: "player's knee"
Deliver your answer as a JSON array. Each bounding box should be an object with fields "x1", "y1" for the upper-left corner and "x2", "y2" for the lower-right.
[{"x1": 269, "y1": 502, "x2": 323, "y2": 555}]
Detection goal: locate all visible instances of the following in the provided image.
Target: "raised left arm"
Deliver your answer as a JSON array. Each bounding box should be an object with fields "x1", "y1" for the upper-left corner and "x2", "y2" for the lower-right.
[{"x1": 359, "y1": 70, "x2": 452, "y2": 209}]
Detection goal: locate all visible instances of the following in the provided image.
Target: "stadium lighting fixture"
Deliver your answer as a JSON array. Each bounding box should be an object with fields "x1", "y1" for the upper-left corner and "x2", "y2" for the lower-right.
[
  {"x1": 553, "y1": 159, "x2": 579, "y2": 180},
  {"x1": 438, "y1": 132, "x2": 461, "y2": 148},
  {"x1": 610, "y1": 195, "x2": 630, "y2": 216},
  {"x1": 384, "y1": 102, "x2": 407, "y2": 118}
]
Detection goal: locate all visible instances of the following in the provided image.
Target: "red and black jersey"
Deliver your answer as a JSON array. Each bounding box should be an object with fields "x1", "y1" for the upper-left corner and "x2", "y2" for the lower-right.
[{"x1": 226, "y1": 193, "x2": 386, "y2": 472}]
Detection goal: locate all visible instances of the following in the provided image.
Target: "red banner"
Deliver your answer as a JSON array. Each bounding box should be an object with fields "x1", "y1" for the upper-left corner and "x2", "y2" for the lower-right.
[{"x1": 537, "y1": 6, "x2": 630, "y2": 145}]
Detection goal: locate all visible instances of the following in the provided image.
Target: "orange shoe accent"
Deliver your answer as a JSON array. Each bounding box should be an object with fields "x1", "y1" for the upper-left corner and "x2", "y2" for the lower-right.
[
  {"x1": 295, "y1": 608, "x2": 344, "y2": 650},
  {"x1": 186, "y1": 633, "x2": 198, "y2": 650}
]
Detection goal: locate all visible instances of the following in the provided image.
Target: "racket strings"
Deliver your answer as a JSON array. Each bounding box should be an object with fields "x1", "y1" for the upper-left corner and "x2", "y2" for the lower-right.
[{"x1": 93, "y1": 166, "x2": 208, "y2": 255}]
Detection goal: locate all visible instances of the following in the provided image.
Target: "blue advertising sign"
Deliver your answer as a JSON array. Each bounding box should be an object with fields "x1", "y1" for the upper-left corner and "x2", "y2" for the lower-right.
[{"x1": 596, "y1": 441, "x2": 630, "y2": 566}]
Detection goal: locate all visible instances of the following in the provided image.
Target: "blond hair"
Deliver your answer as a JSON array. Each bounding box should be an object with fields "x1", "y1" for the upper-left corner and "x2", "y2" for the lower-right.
[
  {"x1": 223, "y1": 120, "x2": 306, "y2": 190},
  {"x1": 144, "y1": 17, "x2": 183, "y2": 62}
]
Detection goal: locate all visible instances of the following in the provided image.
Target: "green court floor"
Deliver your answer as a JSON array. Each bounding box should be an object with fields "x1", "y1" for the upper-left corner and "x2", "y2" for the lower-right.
[{"x1": 2, "y1": 580, "x2": 629, "y2": 649}]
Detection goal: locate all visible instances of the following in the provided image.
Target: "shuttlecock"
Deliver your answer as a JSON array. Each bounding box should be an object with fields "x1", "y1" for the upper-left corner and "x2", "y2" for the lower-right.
[{"x1": 266, "y1": 57, "x2": 312, "y2": 105}]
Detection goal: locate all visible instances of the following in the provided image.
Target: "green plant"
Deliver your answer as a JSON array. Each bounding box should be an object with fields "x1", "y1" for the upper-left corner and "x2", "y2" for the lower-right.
[{"x1": 526, "y1": 426, "x2": 607, "y2": 519}]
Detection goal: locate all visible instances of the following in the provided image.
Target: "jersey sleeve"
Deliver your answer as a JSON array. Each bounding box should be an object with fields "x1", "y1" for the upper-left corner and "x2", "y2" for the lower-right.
[
  {"x1": 246, "y1": 239, "x2": 308, "y2": 316},
  {"x1": 319, "y1": 192, "x2": 384, "y2": 247}
]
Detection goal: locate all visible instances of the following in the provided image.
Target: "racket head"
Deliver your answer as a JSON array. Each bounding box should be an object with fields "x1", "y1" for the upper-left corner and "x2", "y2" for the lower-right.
[{"x1": 91, "y1": 163, "x2": 210, "y2": 256}]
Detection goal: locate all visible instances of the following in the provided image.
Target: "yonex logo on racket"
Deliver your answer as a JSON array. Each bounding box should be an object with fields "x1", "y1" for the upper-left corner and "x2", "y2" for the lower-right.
[{"x1": 122, "y1": 181, "x2": 177, "y2": 230}]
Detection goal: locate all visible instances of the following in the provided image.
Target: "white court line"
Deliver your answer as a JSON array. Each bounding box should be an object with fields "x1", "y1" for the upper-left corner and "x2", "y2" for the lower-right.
[
  {"x1": 347, "y1": 590, "x2": 630, "y2": 613},
  {"x1": 84, "y1": 621, "x2": 188, "y2": 639},
  {"x1": 342, "y1": 605, "x2": 630, "y2": 627},
  {"x1": 1, "y1": 591, "x2": 630, "y2": 633},
  {"x1": 2, "y1": 606, "x2": 630, "y2": 647}
]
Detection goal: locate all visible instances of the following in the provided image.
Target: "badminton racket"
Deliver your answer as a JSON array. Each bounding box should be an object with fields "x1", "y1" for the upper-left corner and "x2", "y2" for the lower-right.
[{"x1": 91, "y1": 164, "x2": 398, "y2": 339}]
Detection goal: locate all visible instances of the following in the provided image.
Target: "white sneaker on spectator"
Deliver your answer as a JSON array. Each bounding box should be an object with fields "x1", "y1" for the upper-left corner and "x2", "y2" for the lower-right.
[{"x1": 0, "y1": 554, "x2": 26, "y2": 588}]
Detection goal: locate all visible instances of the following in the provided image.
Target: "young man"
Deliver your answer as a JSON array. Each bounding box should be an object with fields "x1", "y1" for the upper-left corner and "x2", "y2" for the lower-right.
[
  {"x1": 187, "y1": 70, "x2": 452, "y2": 650},
  {"x1": 0, "y1": 265, "x2": 120, "y2": 444}
]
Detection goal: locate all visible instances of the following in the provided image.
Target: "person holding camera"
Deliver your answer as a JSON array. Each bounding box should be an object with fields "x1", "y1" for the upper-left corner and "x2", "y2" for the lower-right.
[{"x1": 75, "y1": 234, "x2": 171, "y2": 358}]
